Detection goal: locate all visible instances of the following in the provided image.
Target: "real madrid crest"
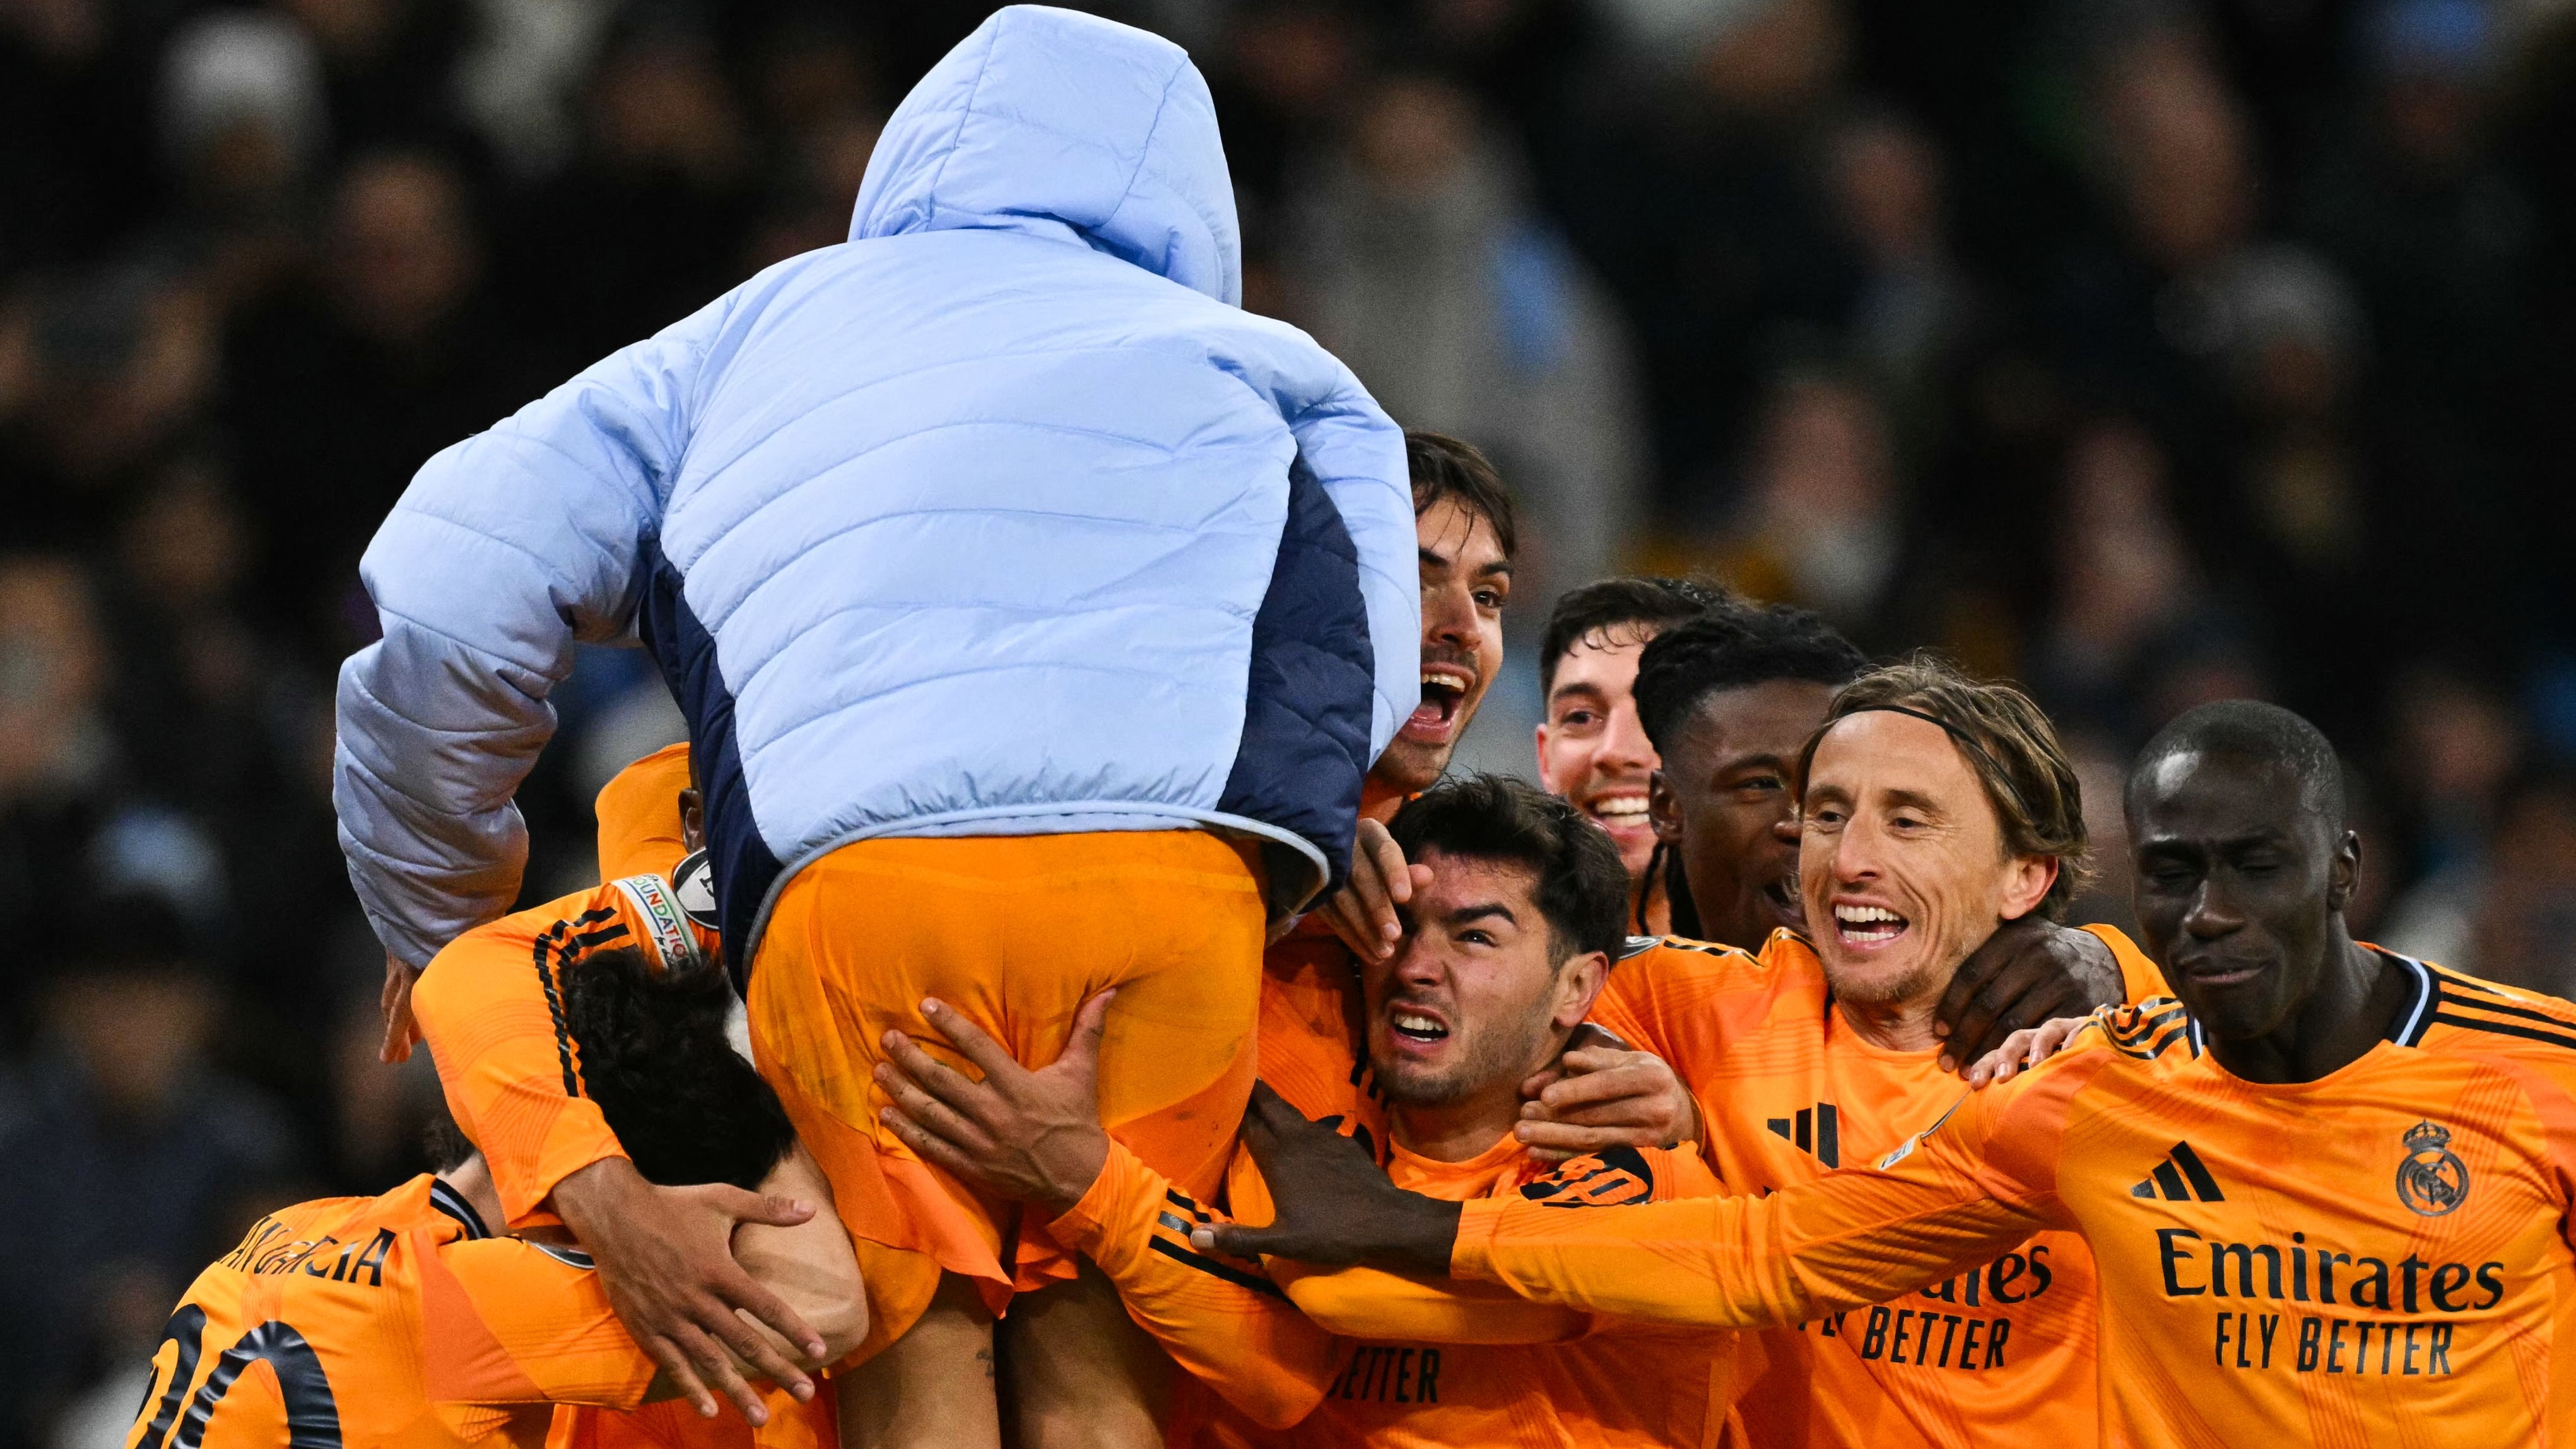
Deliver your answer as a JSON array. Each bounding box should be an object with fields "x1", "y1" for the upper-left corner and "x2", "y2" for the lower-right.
[{"x1": 2396, "y1": 1120, "x2": 2469, "y2": 1217}]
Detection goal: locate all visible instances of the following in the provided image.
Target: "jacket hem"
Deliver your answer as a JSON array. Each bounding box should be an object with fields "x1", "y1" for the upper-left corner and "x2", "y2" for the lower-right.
[{"x1": 736, "y1": 802, "x2": 1329, "y2": 966}]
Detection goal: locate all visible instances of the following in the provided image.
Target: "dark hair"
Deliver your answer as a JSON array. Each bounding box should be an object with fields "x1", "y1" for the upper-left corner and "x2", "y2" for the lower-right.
[
  {"x1": 1406, "y1": 431, "x2": 1517, "y2": 560},
  {"x1": 1538, "y1": 577, "x2": 1741, "y2": 698},
  {"x1": 423, "y1": 1105, "x2": 477, "y2": 1174},
  {"x1": 54, "y1": 891, "x2": 201, "y2": 977},
  {"x1": 1798, "y1": 655, "x2": 2093, "y2": 920},
  {"x1": 1387, "y1": 774, "x2": 1630, "y2": 962},
  {"x1": 1632, "y1": 606, "x2": 1867, "y2": 754},
  {"x1": 2131, "y1": 700, "x2": 2346, "y2": 830},
  {"x1": 564, "y1": 947, "x2": 797, "y2": 1191}
]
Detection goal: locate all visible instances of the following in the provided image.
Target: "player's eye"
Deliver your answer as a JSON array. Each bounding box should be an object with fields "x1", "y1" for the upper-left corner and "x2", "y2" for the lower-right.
[
  {"x1": 1475, "y1": 588, "x2": 1505, "y2": 611},
  {"x1": 1558, "y1": 709, "x2": 1601, "y2": 729},
  {"x1": 1458, "y1": 929, "x2": 1497, "y2": 947}
]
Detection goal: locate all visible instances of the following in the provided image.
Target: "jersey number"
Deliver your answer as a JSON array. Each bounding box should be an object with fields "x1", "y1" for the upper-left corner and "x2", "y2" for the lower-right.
[{"x1": 131, "y1": 1308, "x2": 343, "y2": 1449}]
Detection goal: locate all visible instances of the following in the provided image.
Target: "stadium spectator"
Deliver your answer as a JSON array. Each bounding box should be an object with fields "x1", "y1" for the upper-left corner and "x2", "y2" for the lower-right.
[{"x1": 0, "y1": 896, "x2": 302, "y2": 1445}]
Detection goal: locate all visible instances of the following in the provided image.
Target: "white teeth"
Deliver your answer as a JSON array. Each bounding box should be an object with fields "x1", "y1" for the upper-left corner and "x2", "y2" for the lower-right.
[
  {"x1": 1834, "y1": 905, "x2": 1902, "y2": 925},
  {"x1": 1420, "y1": 671, "x2": 1470, "y2": 691},
  {"x1": 1392, "y1": 1011, "x2": 1444, "y2": 1035},
  {"x1": 1593, "y1": 797, "x2": 1649, "y2": 819}
]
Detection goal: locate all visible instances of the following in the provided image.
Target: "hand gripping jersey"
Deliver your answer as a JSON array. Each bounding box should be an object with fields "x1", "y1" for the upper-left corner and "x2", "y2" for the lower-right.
[
  {"x1": 1041, "y1": 918, "x2": 1746, "y2": 1448},
  {"x1": 126, "y1": 1175, "x2": 651, "y2": 1449},
  {"x1": 1586, "y1": 928, "x2": 2163, "y2": 1449},
  {"x1": 1452, "y1": 950, "x2": 2576, "y2": 1447}
]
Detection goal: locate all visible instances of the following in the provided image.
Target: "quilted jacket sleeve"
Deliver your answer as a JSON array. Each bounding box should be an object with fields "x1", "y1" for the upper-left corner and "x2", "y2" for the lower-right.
[{"x1": 334, "y1": 295, "x2": 731, "y2": 966}]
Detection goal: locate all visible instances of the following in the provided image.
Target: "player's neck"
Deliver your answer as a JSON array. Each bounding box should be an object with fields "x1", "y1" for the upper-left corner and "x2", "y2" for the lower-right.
[
  {"x1": 2206, "y1": 929, "x2": 2404, "y2": 1085},
  {"x1": 440, "y1": 1156, "x2": 509, "y2": 1237},
  {"x1": 1390, "y1": 1079, "x2": 1528, "y2": 1164},
  {"x1": 1832, "y1": 978, "x2": 1948, "y2": 1053}
]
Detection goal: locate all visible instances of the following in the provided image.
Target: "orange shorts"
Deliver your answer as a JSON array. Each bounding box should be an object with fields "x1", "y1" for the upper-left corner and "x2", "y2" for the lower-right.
[{"x1": 744, "y1": 830, "x2": 1264, "y2": 1352}]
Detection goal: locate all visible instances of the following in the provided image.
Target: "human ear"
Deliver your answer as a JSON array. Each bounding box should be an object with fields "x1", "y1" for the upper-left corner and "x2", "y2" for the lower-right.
[
  {"x1": 1649, "y1": 770, "x2": 1682, "y2": 844},
  {"x1": 1551, "y1": 951, "x2": 1609, "y2": 1030},
  {"x1": 1996, "y1": 855, "x2": 2059, "y2": 923},
  {"x1": 679, "y1": 789, "x2": 705, "y2": 852},
  {"x1": 2326, "y1": 830, "x2": 2361, "y2": 913}
]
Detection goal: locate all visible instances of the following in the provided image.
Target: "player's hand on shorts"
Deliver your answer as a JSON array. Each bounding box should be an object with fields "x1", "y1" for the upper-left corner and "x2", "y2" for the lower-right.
[
  {"x1": 1320, "y1": 818, "x2": 1434, "y2": 961},
  {"x1": 379, "y1": 951, "x2": 423, "y2": 1064},
  {"x1": 1964, "y1": 1014, "x2": 2091, "y2": 1088},
  {"x1": 1515, "y1": 1024, "x2": 1701, "y2": 1164},
  {"x1": 1194, "y1": 1082, "x2": 1460, "y2": 1274},
  {"x1": 1932, "y1": 917, "x2": 2121, "y2": 1075},
  {"x1": 551, "y1": 1156, "x2": 826, "y2": 1424},
  {"x1": 876, "y1": 990, "x2": 1115, "y2": 1214}
]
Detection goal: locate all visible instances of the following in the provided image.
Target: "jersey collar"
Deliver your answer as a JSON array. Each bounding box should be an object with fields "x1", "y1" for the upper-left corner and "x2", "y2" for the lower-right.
[
  {"x1": 429, "y1": 1178, "x2": 492, "y2": 1240},
  {"x1": 2182, "y1": 946, "x2": 2437, "y2": 1057}
]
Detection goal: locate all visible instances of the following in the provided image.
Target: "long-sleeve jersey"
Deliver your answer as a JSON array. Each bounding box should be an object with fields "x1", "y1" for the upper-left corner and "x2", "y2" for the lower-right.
[
  {"x1": 1056, "y1": 1132, "x2": 1741, "y2": 1448},
  {"x1": 411, "y1": 868, "x2": 720, "y2": 1228},
  {"x1": 1585, "y1": 928, "x2": 2162, "y2": 1449},
  {"x1": 1045, "y1": 919, "x2": 1746, "y2": 1446},
  {"x1": 125, "y1": 1175, "x2": 654, "y2": 1449},
  {"x1": 1453, "y1": 949, "x2": 2576, "y2": 1447}
]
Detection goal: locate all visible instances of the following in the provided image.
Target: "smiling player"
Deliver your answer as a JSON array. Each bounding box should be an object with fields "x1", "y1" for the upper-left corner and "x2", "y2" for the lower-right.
[
  {"x1": 1215, "y1": 698, "x2": 2576, "y2": 1445},
  {"x1": 1533, "y1": 578, "x2": 1739, "y2": 934}
]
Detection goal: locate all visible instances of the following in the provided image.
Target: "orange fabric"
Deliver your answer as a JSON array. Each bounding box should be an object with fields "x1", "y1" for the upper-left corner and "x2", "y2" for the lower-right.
[
  {"x1": 550, "y1": 1389, "x2": 835, "y2": 1449},
  {"x1": 1061, "y1": 1134, "x2": 1744, "y2": 1448},
  {"x1": 1585, "y1": 932, "x2": 2114, "y2": 1449},
  {"x1": 595, "y1": 742, "x2": 694, "y2": 884},
  {"x1": 414, "y1": 876, "x2": 717, "y2": 1229},
  {"x1": 1458, "y1": 958, "x2": 2576, "y2": 1447},
  {"x1": 743, "y1": 829, "x2": 1264, "y2": 1329},
  {"x1": 1049, "y1": 924, "x2": 1744, "y2": 1447},
  {"x1": 129, "y1": 1176, "x2": 654, "y2": 1449}
]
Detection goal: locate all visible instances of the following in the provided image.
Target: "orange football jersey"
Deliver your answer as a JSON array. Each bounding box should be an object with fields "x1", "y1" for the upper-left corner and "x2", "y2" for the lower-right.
[
  {"x1": 1456, "y1": 951, "x2": 2576, "y2": 1447},
  {"x1": 1045, "y1": 920, "x2": 1744, "y2": 1447},
  {"x1": 126, "y1": 1175, "x2": 652, "y2": 1449},
  {"x1": 1585, "y1": 930, "x2": 2160, "y2": 1448}
]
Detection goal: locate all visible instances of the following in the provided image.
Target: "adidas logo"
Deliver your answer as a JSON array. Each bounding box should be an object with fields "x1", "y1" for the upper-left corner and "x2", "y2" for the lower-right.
[
  {"x1": 1767, "y1": 1103, "x2": 1840, "y2": 1169},
  {"x1": 2131, "y1": 1141, "x2": 2226, "y2": 1202}
]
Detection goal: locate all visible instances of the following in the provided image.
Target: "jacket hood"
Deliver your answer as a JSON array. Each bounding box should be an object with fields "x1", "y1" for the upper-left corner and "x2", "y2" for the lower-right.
[{"x1": 850, "y1": 6, "x2": 1242, "y2": 306}]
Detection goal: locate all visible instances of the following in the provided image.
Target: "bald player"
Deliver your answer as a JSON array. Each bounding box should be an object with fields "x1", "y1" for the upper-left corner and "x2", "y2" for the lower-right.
[{"x1": 1216, "y1": 700, "x2": 2576, "y2": 1445}]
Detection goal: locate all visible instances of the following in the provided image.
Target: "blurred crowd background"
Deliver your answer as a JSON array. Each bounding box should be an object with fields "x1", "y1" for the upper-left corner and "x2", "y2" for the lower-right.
[{"x1": 7, "y1": 0, "x2": 2576, "y2": 1440}]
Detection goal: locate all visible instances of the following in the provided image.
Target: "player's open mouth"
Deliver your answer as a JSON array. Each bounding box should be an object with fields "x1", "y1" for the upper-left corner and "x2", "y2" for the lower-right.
[
  {"x1": 1387, "y1": 1006, "x2": 1450, "y2": 1044},
  {"x1": 1833, "y1": 903, "x2": 1908, "y2": 949},
  {"x1": 1401, "y1": 666, "x2": 1475, "y2": 744},
  {"x1": 1587, "y1": 793, "x2": 1650, "y2": 833},
  {"x1": 1765, "y1": 876, "x2": 1806, "y2": 927}
]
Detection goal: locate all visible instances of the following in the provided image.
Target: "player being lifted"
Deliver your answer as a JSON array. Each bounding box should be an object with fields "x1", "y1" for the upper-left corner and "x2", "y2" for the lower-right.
[
  {"x1": 127, "y1": 942, "x2": 864, "y2": 1449},
  {"x1": 876, "y1": 777, "x2": 1751, "y2": 1447},
  {"x1": 332, "y1": 7, "x2": 1417, "y2": 1442},
  {"x1": 1220, "y1": 699, "x2": 2576, "y2": 1445}
]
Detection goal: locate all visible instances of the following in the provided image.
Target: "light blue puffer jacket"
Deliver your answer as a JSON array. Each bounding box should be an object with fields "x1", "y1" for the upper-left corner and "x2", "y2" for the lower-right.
[{"x1": 334, "y1": 6, "x2": 1418, "y2": 970}]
